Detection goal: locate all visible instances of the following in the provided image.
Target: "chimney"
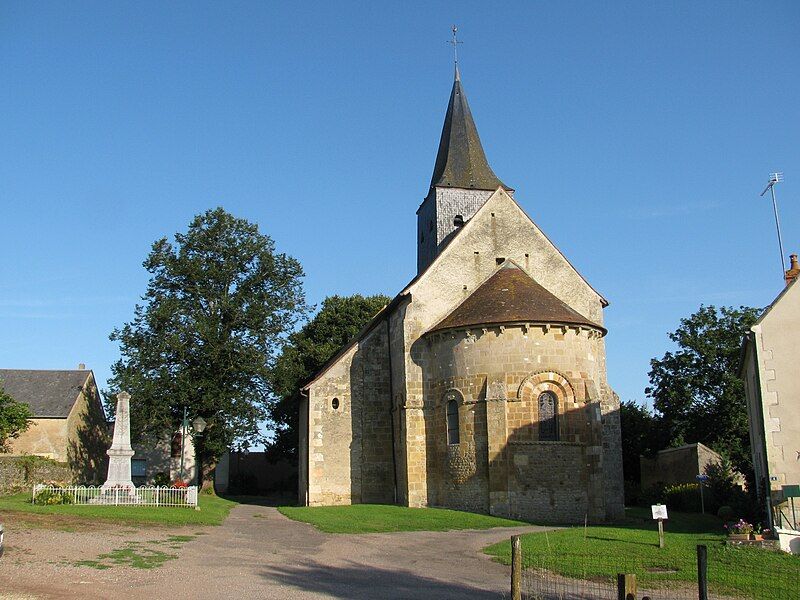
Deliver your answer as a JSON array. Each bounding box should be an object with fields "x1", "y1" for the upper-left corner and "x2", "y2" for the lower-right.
[
  {"x1": 785, "y1": 254, "x2": 799, "y2": 286},
  {"x1": 77, "y1": 363, "x2": 86, "y2": 370}
]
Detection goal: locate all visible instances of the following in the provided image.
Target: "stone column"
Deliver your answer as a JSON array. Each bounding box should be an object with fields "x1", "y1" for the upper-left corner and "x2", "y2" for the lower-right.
[{"x1": 102, "y1": 391, "x2": 136, "y2": 491}]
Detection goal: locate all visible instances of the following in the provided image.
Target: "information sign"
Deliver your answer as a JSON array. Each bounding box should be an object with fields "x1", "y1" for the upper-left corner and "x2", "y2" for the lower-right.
[{"x1": 651, "y1": 504, "x2": 668, "y2": 520}]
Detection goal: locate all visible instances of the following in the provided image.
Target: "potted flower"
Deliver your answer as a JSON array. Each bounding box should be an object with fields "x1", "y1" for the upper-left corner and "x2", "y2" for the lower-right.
[{"x1": 726, "y1": 518, "x2": 754, "y2": 541}]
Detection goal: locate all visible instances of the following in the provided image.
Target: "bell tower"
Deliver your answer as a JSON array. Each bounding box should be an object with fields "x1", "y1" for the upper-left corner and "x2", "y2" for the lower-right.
[{"x1": 416, "y1": 66, "x2": 512, "y2": 273}]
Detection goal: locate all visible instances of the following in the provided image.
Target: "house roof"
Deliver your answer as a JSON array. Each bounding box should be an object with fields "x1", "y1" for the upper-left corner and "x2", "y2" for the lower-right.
[
  {"x1": 0, "y1": 369, "x2": 91, "y2": 418},
  {"x1": 427, "y1": 261, "x2": 605, "y2": 335},
  {"x1": 429, "y1": 68, "x2": 511, "y2": 192}
]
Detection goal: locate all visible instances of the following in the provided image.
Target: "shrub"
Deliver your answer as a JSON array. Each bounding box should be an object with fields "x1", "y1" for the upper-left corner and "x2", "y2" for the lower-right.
[
  {"x1": 717, "y1": 505, "x2": 735, "y2": 521},
  {"x1": 153, "y1": 472, "x2": 170, "y2": 487},
  {"x1": 34, "y1": 488, "x2": 74, "y2": 505},
  {"x1": 663, "y1": 483, "x2": 702, "y2": 512}
]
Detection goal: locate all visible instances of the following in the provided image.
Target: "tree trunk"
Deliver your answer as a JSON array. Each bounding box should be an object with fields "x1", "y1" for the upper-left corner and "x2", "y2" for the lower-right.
[{"x1": 194, "y1": 436, "x2": 218, "y2": 494}]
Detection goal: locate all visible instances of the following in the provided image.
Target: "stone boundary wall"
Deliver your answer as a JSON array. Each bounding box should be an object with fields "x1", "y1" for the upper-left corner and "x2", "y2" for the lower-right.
[{"x1": 0, "y1": 455, "x2": 73, "y2": 495}]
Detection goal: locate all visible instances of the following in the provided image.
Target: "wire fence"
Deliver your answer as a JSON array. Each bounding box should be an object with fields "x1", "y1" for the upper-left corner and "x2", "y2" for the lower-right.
[
  {"x1": 31, "y1": 484, "x2": 198, "y2": 508},
  {"x1": 518, "y1": 551, "x2": 798, "y2": 600}
]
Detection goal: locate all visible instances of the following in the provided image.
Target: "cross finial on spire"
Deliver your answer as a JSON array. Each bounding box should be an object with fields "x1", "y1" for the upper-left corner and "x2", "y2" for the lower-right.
[{"x1": 448, "y1": 25, "x2": 463, "y2": 79}]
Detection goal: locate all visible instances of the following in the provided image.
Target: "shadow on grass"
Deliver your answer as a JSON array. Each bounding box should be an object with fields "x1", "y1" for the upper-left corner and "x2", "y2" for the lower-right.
[
  {"x1": 261, "y1": 560, "x2": 500, "y2": 600},
  {"x1": 620, "y1": 507, "x2": 724, "y2": 535}
]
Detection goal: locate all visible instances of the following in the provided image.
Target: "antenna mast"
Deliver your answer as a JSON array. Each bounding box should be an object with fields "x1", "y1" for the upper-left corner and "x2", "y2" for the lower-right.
[{"x1": 760, "y1": 172, "x2": 786, "y2": 278}]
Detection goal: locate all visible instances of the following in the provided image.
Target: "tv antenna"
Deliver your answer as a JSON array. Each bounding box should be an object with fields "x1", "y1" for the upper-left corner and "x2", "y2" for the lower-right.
[{"x1": 760, "y1": 172, "x2": 786, "y2": 278}]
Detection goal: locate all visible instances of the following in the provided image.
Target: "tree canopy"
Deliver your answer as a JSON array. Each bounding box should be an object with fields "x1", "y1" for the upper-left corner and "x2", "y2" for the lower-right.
[
  {"x1": 268, "y1": 293, "x2": 391, "y2": 460},
  {"x1": 0, "y1": 385, "x2": 32, "y2": 452},
  {"x1": 619, "y1": 399, "x2": 662, "y2": 483},
  {"x1": 645, "y1": 304, "x2": 760, "y2": 477},
  {"x1": 108, "y1": 207, "x2": 308, "y2": 484}
]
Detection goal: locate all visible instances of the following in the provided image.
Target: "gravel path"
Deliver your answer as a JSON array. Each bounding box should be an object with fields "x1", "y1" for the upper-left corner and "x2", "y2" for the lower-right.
[{"x1": 0, "y1": 503, "x2": 553, "y2": 599}]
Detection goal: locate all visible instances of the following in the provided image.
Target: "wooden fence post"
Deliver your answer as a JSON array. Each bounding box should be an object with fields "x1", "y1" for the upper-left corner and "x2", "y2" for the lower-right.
[
  {"x1": 511, "y1": 535, "x2": 521, "y2": 600},
  {"x1": 697, "y1": 544, "x2": 708, "y2": 600},
  {"x1": 617, "y1": 573, "x2": 636, "y2": 600}
]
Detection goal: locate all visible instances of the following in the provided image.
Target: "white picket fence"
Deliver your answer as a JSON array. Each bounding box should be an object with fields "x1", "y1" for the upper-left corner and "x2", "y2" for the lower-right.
[{"x1": 32, "y1": 484, "x2": 198, "y2": 508}]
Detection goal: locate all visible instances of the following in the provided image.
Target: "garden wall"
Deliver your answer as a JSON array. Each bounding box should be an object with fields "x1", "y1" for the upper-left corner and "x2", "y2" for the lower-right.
[{"x1": 0, "y1": 455, "x2": 73, "y2": 495}]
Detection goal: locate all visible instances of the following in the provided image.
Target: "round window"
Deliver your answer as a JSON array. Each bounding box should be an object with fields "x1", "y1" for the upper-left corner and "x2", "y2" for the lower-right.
[{"x1": 331, "y1": 398, "x2": 340, "y2": 410}]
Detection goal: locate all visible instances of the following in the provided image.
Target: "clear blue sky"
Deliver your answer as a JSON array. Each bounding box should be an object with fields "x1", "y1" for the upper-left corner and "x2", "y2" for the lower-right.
[{"x1": 1, "y1": 2, "x2": 798, "y2": 412}]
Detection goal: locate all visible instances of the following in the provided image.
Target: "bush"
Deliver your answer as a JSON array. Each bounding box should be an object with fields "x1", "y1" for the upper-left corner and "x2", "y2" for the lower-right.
[
  {"x1": 33, "y1": 488, "x2": 74, "y2": 505},
  {"x1": 663, "y1": 483, "x2": 702, "y2": 512},
  {"x1": 705, "y1": 458, "x2": 755, "y2": 520},
  {"x1": 153, "y1": 472, "x2": 170, "y2": 487},
  {"x1": 717, "y1": 505, "x2": 735, "y2": 521}
]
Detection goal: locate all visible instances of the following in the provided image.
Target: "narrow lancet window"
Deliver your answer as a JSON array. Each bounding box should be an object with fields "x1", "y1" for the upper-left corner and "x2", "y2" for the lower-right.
[
  {"x1": 446, "y1": 399, "x2": 460, "y2": 445},
  {"x1": 538, "y1": 391, "x2": 558, "y2": 441}
]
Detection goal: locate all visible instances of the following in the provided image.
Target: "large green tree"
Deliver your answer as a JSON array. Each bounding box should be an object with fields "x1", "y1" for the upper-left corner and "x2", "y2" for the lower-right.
[
  {"x1": 619, "y1": 400, "x2": 663, "y2": 483},
  {"x1": 109, "y1": 208, "x2": 308, "y2": 487},
  {"x1": 268, "y1": 294, "x2": 390, "y2": 461},
  {"x1": 646, "y1": 304, "x2": 761, "y2": 477},
  {"x1": 0, "y1": 385, "x2": 32, "y2": 452}
]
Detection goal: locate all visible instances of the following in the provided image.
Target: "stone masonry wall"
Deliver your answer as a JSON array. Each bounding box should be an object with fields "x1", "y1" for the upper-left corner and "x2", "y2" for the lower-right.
[
  {"x1": 507, "y1": 442, "x2": 589, "y2": 523},
  {"x1": 306, "y1": 323, "x2": 394, "y2": 506},
  {"x1": 421, "y1": 324, "x2": 609, "y2": 522},
  {"x1": 0, "y1": 455, "x2": 73, "y2": 494}
]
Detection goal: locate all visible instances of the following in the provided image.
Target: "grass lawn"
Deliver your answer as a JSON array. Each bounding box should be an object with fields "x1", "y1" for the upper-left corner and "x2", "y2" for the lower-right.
[
  {"x1": 278, "y1": 504, "x2": 530, "y2": 533},
  {"x1": 484, "y1": 507, "x2": 800, "y2": 598},
  {"x1": 0, "y1": 492, "x2": 237, "y2": 528}
]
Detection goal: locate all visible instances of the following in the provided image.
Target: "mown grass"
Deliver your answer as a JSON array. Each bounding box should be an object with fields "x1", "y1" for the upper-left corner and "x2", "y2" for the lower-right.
[
  {"x1": 0, "y1": 492, "x2": 237, "y2": 527},
  {"x1": 278, "y1": 503, "x2": 530, "y2": 533},
  {"x1": 484, "y1": 507, "x2": 800, "y2": 598}
]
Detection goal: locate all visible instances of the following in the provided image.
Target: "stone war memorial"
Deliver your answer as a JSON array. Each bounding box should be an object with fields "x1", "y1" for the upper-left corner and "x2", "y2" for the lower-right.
[
  {"x1": 298, "y1": 66, "x2": 625, "y2": 524},
  {"x1": 102, "y1": 391, "x2": 136, "y2": 494}
]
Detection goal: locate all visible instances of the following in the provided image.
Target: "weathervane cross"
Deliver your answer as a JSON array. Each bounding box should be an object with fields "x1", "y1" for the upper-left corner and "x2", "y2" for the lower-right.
[{"x1": 448, "y1": 25, "x2": 463, "y2": 66}]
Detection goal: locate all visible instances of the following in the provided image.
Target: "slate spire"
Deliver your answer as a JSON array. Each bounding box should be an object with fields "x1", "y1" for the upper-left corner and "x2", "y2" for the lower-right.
[{"x1": 429, "y1": 70, "x2": 510, "y2": 191}]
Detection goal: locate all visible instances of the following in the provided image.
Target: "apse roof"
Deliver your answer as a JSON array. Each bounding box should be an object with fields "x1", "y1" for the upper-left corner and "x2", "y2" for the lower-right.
[{"x1": 427, "y1": 261, "x2": 605, "y2": 335}]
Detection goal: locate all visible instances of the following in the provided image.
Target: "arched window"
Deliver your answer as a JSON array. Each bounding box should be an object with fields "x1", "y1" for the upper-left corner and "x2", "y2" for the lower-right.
[
  {"x1": 538, "y1": 391, "x2": 558, "y2": 441},
  {"x1": 446, "y1": 399, "x2": 460, "y2": 445}
]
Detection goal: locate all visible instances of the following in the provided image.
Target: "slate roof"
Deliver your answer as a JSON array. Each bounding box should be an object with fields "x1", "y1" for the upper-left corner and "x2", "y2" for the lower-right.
[
  {"x1": 427, "y1": 261, "x2": 605, "y2": 335},
  {"x1": 0, "y1": 369, "x2": 91, "y2": 418},
  {"x1": 429, "y1": 68, "x2": 511, "y2": 192}
]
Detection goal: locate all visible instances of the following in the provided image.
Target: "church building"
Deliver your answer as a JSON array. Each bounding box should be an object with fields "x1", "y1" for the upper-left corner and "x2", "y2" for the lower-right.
[{"x1": 298, "y1": 67, "x2": 624, "y2": 523}]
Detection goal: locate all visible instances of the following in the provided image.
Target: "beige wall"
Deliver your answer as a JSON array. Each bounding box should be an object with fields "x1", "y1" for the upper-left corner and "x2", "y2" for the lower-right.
[
  {"x1": 306, "y1": 323, "x2": 394, "y2": 506},
  {"x1": 745, "y1": 280, "x2": 800, "y2": 502},
  {"x1": 132, "y1": 433, "x2": 196, "y2": 485},
  {"x1": 9, "y1": 417, "x2": 69, "y2": 460}
]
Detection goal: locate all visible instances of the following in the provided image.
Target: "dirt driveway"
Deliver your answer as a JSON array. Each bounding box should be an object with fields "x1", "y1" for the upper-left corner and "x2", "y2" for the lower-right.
[{"x1": 0, "y1": 503, "x2": 552, "y2": 599}]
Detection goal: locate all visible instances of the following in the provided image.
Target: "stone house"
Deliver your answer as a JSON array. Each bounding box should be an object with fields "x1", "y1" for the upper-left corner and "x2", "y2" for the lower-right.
[
  {"x1": 639, "y1": 442, "x2": 729, "y2": 490},
  {"x1": 0, "y1": 366, "x2": 108, "y2": 482},
  {"x1": 129, "y1": 433, "x2": 196, "y2": 486},
  {"x1": 741, "y1": 255, "x2": 800, "y2": 529},
  {"x1": 298, "y1": 68, "x2": 625, "y2": 523}
]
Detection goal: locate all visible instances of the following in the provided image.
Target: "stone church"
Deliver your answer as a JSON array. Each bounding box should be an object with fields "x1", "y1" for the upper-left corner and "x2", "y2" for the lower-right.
[{"x1": 298, "y1": 67, "x2": 624, "y2": 523}]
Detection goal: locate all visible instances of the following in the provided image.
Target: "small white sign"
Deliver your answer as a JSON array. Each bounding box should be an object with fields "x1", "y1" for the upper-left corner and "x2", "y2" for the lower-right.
[{"x1": 651, "y1": 504, "x2": 668, "y2": 520}]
